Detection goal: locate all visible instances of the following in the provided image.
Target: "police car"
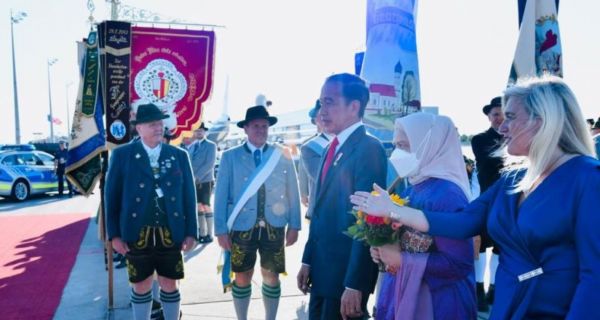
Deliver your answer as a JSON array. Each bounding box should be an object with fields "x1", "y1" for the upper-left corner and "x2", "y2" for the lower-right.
[{"x1": 0, "y1": 150, "x2": 67, "y2": 201}]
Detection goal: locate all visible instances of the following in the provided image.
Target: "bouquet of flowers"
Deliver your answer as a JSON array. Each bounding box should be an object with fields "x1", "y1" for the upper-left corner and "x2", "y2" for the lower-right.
[
  {"x1": 346, "y1": 191, "x2": 434, "y2": 253},
  {"x1": 345, "y1": 192, "x2": 408, "y2": 247}
]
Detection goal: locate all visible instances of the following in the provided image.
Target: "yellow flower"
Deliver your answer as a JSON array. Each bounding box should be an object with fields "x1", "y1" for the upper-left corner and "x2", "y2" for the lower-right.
[
  {"x1": 356, "y1": 210, "x2": 364, "y2": 219},
  {"x1": 356, "y1": 219, "x2": 363, "y2": 225},
  {"x1": 391, "y1": 194, "x2": 409, "y2": 206}
]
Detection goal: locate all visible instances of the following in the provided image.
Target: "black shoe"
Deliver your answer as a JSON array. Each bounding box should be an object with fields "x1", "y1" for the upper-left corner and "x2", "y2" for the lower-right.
[
  {"x1": 205, "y1": 235, "x2": 213, "y2": 243},
  {"x1": 476, "y1": 282, "x2": 489, "y2": 312},
  {"x1": 486, "y1": 284, "x2": 495, "y2": 305},
  {"x1": 198, "y1": 236, "x2": 207, "y2": 244}
]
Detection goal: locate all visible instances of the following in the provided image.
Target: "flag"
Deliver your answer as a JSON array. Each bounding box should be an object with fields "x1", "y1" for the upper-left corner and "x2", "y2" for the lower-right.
[
  {"x1": 360, "y1": 0, "x2": 421, "y2": 143},
  {"x1": 510, "y1": 0, "x2": 562, "y2": 83},
  {"x1": 65, "y1": 31, "x2": 106, "y2": 195},
  {"x1": 130, "y1": 27, "x2": 216, "y2": 144}
]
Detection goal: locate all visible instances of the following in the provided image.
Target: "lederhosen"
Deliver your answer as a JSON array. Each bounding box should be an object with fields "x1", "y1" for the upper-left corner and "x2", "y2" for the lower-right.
[
  {"x1": 125, "y1": 165, "x2": 184, "y2": 283},
  {"x1": 230, "y1": 145, "x2": 286, "y2": 274}
]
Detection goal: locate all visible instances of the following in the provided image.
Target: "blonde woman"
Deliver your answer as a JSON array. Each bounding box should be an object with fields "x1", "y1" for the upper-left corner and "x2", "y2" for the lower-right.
[{"x1": 352, "y1": 75, "x2": 600, "y2": 319}]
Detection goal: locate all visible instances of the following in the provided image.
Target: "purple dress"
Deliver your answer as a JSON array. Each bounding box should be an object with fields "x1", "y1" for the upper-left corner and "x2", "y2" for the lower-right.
[{"x1": 375, "y1": 178, "x2": 476, "y2": 320}]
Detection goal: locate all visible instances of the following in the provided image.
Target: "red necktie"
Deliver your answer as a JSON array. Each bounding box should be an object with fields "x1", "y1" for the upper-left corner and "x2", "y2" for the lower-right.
[{"x1": 320, "y1": 137, "x2": 339, "y2": 184}]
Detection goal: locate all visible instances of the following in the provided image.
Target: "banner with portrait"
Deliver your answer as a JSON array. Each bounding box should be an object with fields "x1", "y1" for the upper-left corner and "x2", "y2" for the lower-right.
[
  {"x1": 360, "y1": 0, "x2": 421, "y2": 142},
  {"x1": 130, "y1": 27, "x2": 216, "y2": 142},
  {"x1": 509, "y1": 0, "x2": 562, "y2": 83}
]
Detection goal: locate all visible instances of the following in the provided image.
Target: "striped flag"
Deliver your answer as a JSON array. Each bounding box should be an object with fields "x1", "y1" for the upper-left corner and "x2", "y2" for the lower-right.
[{"x1": 509, "y1": 0, "x2": 562, "y2": 83}]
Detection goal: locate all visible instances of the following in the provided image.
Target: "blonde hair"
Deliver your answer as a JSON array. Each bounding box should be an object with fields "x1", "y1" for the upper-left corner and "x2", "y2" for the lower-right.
[{"x1": 502, "y1": 75, "x2": 595, "y2": 193}]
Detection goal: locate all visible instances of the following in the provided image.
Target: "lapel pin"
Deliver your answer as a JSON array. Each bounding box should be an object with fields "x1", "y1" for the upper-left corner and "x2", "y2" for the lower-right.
[
  {"x1": 334, "y1": 152, "x2": 343, "y2": 166},
  {"x1": 135, "y1": 153, "x2": 141, "y2": 159},
  {"x1": 171, "y1": 156, "x2": 175, "y2": 160}
]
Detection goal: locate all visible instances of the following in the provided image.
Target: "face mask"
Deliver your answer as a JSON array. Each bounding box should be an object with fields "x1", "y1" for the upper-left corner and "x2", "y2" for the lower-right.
[
  {"x1": 389, "y1": 122, "x2": 434, "y2": 178},
  {"x1": 389, "y1": 148, "x2": 420, "y2": 177}
]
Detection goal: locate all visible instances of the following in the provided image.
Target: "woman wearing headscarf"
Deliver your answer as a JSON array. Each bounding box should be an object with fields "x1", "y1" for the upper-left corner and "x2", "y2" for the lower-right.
[
  {"x1": 369, "y1": 112, "x2": 476, "y2": 320},
  {"x1": 352, "y1": 75, "x2": 600, "y2": 319}
]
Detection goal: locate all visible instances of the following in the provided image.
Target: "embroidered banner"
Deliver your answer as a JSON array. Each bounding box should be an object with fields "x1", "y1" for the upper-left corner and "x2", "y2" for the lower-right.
[
  {"x1": 509, "y1": 0, "x2": 562, "y2": 82},
  {"x1": 66, "y1": 32, "x2": 106, "y2": 195},
  {"x1": 360, "y1": 0, "x2": 421, "y2": 142},
  {"x1": 130, "y1": 27, "x2": 216, "y2": 142},
  {"x1": 99, "y1": 20, "x2": 132, "y2": 149}
]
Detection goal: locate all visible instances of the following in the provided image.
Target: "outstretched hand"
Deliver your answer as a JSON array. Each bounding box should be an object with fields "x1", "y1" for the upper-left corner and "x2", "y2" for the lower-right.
[{"x1": 349, "y1": 183, "x2": 394, "y2": 217}]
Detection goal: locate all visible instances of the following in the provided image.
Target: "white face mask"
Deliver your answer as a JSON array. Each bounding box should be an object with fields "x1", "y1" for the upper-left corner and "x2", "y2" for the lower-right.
[
  {"x1": 389, "y1": 148, "x2": 420, "y2": 178},
  {"x1": 389, "y1": 123, "x2": 434, "y2": 178}
]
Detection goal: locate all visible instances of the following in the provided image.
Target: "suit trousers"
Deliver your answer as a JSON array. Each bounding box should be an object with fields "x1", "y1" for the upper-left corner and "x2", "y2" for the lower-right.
[{"x1": 308, "y1": 293, "x2": 369, "y2": 320}]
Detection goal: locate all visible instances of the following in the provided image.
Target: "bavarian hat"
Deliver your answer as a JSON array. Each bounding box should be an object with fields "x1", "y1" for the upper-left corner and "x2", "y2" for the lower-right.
[
  {"x1": 482, "y1": 96, "x2": 502, "y2": 115},
  {"x1": 237, "y1": 105, "x2": 278, "y2": 128},
  {"x1": 594, "y1": 117, "x2": 600, "y2": 130},
  {"x1": 132, "y1": 103, "x2": 169, "y2": 125},
  {"x1": 196, "y1": 122, "x2": 210, "y2": 131}
]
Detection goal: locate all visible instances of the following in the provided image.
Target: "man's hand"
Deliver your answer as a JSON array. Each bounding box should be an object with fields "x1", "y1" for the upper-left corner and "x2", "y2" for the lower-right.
[
  {"x1": 286, "y1": 228, "x2": 299, "y2": 247},
  {"x1": 340, "y1": 288, "x2": 363, "y2": 320},
  {"x1": 296, "y1": 264, "x2": 311, "y2": 294},
  {"x1": 181, "y1": 236, "x2": 197, "y2": 252},
  {"x1": 112, "y1": 237, "x2": 130, "y2": 255},
  {"x1": 217, "y1": 234, "x2": 231, "y2": 251}
]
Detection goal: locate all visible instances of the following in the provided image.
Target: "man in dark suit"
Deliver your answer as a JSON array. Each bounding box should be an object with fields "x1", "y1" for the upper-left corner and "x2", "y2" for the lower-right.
[
  {"x1": 471, "y1": 96, "x2": 504, "y2": 312},
  {"x1": 105, "y1": 104, "x2": 197, "y2": 320},
  {"x1": 297, "y1": 73, "x2": 387, "y2": 319},
  {"x1": 54, "y1": 141, "x2": 73, "y2": 197},
  {"x1": 298, "y1": 100, "x2": 331, "y2": 218}
]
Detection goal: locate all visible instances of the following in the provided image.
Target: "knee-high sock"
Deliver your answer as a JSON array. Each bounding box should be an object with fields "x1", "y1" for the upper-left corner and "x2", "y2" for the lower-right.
[
  {"x1": 160, "y1": 289, "x2": 181, "y2": 320},
  {"x1": 131, "y1": 289, "x2": 152, "y2": 320},
  {"x1": 232, "y1": 282, "x2": 252, "y2": 320},
  {"x1": 262, "y1": 282, "x2": 281, "y2": 320},
  {"x1": 489, "y1": 253, "x2": 499, "y2": 285},
  {"x1": 198, "y1": 212, "x2": 207, "y2": 237},
  {"x1": 475, "y1": 251, "x2": 487, "y2": 283},
  {"x1": 205, "y1": 212, "x2": 214, "y2": 237}
]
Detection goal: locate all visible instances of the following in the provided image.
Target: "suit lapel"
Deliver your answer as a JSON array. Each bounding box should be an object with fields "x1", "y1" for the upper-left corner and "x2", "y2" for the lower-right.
[{"x1": 315, "y1": 126, "x2": 365, "y2": 203}]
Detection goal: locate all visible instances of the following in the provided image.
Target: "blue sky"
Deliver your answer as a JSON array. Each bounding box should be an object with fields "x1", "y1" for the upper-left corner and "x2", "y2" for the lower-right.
[{"x1": 1, "y1": 0, "x2": 599, "y2": 144}]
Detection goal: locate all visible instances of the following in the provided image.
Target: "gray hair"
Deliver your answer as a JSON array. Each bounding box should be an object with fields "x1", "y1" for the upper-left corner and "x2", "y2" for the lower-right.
[{"x1": 502, "y1": 75, "x2": 594, "y2": 192}]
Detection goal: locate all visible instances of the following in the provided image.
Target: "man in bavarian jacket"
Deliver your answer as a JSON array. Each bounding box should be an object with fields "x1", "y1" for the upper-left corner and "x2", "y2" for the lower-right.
[
  {"x1": 214, "y1": 105, "x2": 301, "y2": 320},
  {"x1": 105, "y1": 103, "x2": 197, "y2": 320}
]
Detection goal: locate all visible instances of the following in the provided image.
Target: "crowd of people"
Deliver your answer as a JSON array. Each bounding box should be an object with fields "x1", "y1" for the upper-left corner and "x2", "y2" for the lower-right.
[{"x1": 104, "y1": 73, "x2": 600, "y2": 320}]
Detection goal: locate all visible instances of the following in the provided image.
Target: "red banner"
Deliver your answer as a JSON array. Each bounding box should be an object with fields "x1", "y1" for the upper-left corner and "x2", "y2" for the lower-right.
[{"x1": 131, "y1": 27, "x2": 215, "y2": 140}]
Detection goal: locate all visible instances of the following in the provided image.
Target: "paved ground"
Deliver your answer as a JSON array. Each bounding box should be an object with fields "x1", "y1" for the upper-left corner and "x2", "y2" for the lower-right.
[{"x1": 1, "y1": 192, "x2": 490, "y2": 319}]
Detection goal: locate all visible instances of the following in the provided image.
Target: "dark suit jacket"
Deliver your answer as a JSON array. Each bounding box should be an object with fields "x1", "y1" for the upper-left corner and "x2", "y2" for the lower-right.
[
  {"x1": 301, "y1": 125, "x2": 387, "y2": 298},
  {"x1": 471, "y1": 127, "x2": 504, "y2": 192},
  {"x1": 105, "y1": 141, "x2": 198, "y2": 243}
]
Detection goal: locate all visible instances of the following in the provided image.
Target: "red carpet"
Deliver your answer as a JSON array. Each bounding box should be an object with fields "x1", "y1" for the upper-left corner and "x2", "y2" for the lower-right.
[{"x1": 0, "y1": 213, "x2": 90, "y2": 320}]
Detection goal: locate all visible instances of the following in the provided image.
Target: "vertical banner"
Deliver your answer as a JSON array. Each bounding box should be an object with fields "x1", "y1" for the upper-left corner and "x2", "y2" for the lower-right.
[
  {"x1": 99, "y1": 21, "x2": 132, "y2": 149},
  {"x1": 509, "y1": 0, "x2": 562, "y2": 83},
  {"x1": 360, "y1": 0, "x2": 421, "y2": 142},
  {"x1": 130, "y1": 27, "x2": 216, "y2": 143},
  {"x1": 66, "y1": 32, "x2": 106, "y2": 195}
]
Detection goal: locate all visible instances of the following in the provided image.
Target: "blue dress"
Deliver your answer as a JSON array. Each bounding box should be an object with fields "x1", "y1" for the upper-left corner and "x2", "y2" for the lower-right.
[
  {"x1": 376, "y1": 178, "x2": 476, "y2": 320},
  {"x1": 425, "y1": 156, "x2": 600, "y2": 319}
]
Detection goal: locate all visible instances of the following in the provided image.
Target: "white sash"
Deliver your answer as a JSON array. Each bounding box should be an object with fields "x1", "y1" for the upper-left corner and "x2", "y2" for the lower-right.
[{"x1": 226, "y1": 147, "x2": 283, "y2": 230}]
